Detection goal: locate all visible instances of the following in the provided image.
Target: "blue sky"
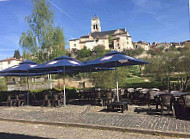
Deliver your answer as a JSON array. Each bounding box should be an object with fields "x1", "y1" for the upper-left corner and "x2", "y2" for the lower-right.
[{"x1": 0, "y1": 0, "x2": 189, "y2": 59}]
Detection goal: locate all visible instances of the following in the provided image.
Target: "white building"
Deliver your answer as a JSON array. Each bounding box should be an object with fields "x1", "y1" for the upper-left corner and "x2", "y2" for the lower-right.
[
  {"x1": 69, "y1": 16, "x2": 134, "y2": 52},
  {"x1": 0, "y1": 58, "x2": 22, "y2": 71},
  {"x1": 134, "y1": 41, "x2": 150, "y2": 51}
]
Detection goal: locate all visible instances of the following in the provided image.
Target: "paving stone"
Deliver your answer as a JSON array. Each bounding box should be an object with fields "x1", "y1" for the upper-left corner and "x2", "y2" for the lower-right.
[{"x1": 0, "y1": 105, "x2": 189, "y2": 137}]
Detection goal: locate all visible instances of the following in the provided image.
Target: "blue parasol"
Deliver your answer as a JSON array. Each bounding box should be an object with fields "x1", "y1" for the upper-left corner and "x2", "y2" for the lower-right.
[
  {"x1": 84, "y1": 51, "x2": 149, "y2": 102},
  {"x1": 29, "y1": 55, "x2": 84, "y2": 106}
]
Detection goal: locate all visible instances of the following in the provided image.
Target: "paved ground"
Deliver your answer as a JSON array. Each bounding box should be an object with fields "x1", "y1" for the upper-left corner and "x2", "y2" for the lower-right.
[
  {"x1": 0, "y1": 103, "x2": 189, "y2": 138},
  {"x1": 0, "y1": 121, "x2": 177, "y2": 139}
]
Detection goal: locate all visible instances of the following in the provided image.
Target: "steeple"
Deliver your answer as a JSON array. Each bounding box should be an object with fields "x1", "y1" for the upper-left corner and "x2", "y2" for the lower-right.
[{"x1": 91, "y1": 16, "x2": 101, "y2": 33}]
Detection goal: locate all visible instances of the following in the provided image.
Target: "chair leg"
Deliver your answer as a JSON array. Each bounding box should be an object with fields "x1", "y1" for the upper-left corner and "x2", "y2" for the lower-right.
[{"x1": 161, "y1": 105, "x2": 163, "y2": 116}]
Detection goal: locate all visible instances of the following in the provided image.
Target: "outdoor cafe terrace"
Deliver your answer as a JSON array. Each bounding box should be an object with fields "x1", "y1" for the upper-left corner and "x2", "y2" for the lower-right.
[{"x1": 0, "y1": 51, "x2": 190, "y2": 137}]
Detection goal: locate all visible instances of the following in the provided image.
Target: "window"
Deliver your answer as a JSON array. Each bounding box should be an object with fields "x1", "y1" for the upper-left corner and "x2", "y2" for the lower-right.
[
  {"x1": 74, "y1": 44, "x2": 76, "y2": 47},
  {"x1": 93, "y1": 25, "x2": 96, "y2": 29},
  {"x1": 96, "y1": 25, "x2": 98, "y2": 30},
  {"x1": 8, "y1": 61, "x2": 11, "y2": 64}
]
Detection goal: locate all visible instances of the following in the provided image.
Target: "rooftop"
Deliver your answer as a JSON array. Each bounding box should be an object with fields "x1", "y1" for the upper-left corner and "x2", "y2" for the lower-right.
[
  {"x1": 90, "y1": 28, "x2": 126, "y2": 38},
  {"x1": 0, "y1": 57, "x2": 22, "y2": 62}
]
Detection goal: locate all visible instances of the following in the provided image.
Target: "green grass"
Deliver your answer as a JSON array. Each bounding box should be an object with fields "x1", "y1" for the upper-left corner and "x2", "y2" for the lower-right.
[
  {"x1": 0, "y1": 78, "x2": 6, "y2": 91},
  {"x1": 125, "y1": 76, "x2": 148, "y2": 84},
  {"x1": 120, "y1": 76, "x2": 163, "y2": 88}
]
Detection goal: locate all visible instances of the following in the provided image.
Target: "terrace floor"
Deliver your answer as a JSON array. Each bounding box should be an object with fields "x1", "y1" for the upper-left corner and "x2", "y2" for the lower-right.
[{"x1": 0, "y1": 100, "x2": 189, "y2": 138}]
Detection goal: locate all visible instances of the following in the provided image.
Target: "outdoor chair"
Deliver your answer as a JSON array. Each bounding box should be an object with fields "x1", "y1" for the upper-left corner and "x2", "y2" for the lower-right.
[
  {"x1": 94, "y1": 91, "x2": 103, "y2": 106},
  {"x1": 151, "y1": 88, "x2": 160, "y2": 91},
  {"x1": 59, "y1": 93, "x2": 64, "y2": 105},
  {"x1": 42, "y1": 93, "x2": 52, "y2": 107},
  {"x1": 6, "y1": 95, "x2": 13, "y2": 106},
  {"x1": 130, "y1": 88, "x2": 143, "y2": 104},
  {"x1": 147, "y1": 90, "x2": 159, "y2": 107},
  {"x1": 182, "y1": 94, "x2": 190, "y2": 108},
  {"x1": 103, "y1": 91, "x2": 113, "y2": 105},
  {"x1": 159, "y1": 94, "x2": 174, "y2": 116},
  {"x1": 119, "y1": 89, "x2": 125, "y2": 100},
  {"x1": 126, "y1": 88, "x2": 135, "y2": 98},
  {"x1": 16, "y1": 94, "x2": 26, "y2": 106},
  {"x1": 52, "y1": 94, "x2": 61, "y2": 107},
  {"x1": 83, "y1": 91, "x2": 91, "y2": 100},
  {"x1": 178, "y1": 94, "x2": 190, "y2": 118}
]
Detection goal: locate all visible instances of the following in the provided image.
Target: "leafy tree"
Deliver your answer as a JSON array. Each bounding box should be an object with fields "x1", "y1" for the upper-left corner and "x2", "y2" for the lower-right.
[
  {"x1": 91, "y1": 67, "x2": 131, "y2": 89},
  {"x1": 19, "y1": 0, "x2": 65, "y2": 63},
  {"x1": 144, "y1": 51, "x2": 180, "y2": 91},
  {"x1": 123, "y1": 47, "x2": 144, "y2": 57},
  {"x1": 93, "y1": 45, "x2": 106, "y2": 57},
  {"x1": 77, "y1": 47, "x2": 91, "y2": 60},
  {"x1": 175, "y1": 46, "x2": 190, "y2": 91},
  {"x1": 13, "y1": 50, "x2": 21, "y2": 59}
]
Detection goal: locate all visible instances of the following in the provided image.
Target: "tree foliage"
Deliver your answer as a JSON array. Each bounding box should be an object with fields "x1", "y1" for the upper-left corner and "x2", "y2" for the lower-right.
[
  {"x1": 19, "y1": 0, "x2": 65, "y2": 63},
  {"x1": 76, "y1": 47, "x2": 91, "y2": 60},
  {"x1": 144, "y1": 45, "x2": 190, "y2": 91},
  {"x1": 13, "y1": 50, "x2": 21, "y2": 59}
]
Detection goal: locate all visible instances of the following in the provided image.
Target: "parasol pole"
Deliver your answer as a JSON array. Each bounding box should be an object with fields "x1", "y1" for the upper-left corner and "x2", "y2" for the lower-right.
[
  {"x1": 115, "y1": 62, "x2": 119, "y2": 102},
  {"x1": 19, "y1": 75, "x2": 22, "y2": 92},
  {"x1": 63, "y1": 66, "x2": 66, "y2": 106},
  {"x1": 90, "y1": 68, "x2": 92, "y2": 86},
  {"x1": 49, "y1": 74, "x2": 53, "y2": 89},
  {"x1": 27, "y1": 70, "x2": 30, "y2": 105}
]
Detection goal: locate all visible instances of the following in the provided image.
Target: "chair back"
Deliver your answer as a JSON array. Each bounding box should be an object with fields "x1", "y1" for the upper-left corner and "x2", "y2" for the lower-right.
[
  {"x1": 44, "y1": 94, "x2": 49, "y2": 100},
  {"x1": 96, "y1": 91, "x2": 101, "y2": 99},
  {"x1": 183, "y1": 94, "x2": 190, "y2": 108},
  {"x1": 54, "y1": 94, "x2": 59, "y2": 100},
  {"x1": 140, "y1": 89, "x2": 149, "y2": 94},
  {"x1": 160, "y1": 94, "x2": 173, "y2": 107},
  {"x1": 106, "y1": 92, "x2": 112, "y2": 99},
  {"x1": 148, "y1": 90, "x2": 157, "y2": 100},
  {"x1": 127, "y1": 88, "x2": 135, "y2": 93},
  {"x1": 120, "y1": 89, "x2": 125, "y2": 96}
]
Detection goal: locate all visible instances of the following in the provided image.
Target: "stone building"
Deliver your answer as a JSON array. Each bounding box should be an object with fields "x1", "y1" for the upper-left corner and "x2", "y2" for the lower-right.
[
  {"x1": 69, "y1": 16, "x2": 134, "y2": 52},
  {"x1": 133, "y1": 41, "x2": 150, "y2": 51},
  {"x1": 0, "y1": 57, "x2": 22, "y2": 71}
]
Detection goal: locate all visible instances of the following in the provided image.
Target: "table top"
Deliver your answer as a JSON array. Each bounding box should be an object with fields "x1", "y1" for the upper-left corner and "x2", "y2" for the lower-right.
[
  {"x1": 154, "y1": 92, "x2": 190, "y2": 97},
  {"x1": 110, "y1": 101, "x2": 128, "y2": 105}
]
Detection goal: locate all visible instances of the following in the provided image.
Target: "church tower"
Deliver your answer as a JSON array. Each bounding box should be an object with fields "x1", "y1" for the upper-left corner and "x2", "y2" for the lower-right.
[{"x1": 91, "y1": 16, "x2": 101, "y2": 33}]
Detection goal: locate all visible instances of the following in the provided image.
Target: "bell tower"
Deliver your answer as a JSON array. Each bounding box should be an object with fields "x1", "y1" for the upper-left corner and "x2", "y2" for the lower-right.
[{"x1": 91, "y1": 16, "x2": 101, "y2": 33}]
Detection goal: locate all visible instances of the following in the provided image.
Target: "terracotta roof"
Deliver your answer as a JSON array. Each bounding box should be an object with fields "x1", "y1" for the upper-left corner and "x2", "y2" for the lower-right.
[
  {"x1": 80, "y1": 35, "x2": 89, "y2": 38},
  {"x1": 90, "y1": 28, "x2": 125, "y2": 38},
  {"x1": 69, "y1": 38, "x2": 79, "y2": 41},
  {"x1": 0, "y1": 57, "x2": 22, "y2": 62}
]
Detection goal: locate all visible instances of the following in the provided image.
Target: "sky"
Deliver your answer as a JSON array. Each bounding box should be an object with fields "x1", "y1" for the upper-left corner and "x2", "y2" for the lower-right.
[{"x1": 0, "y1": 0, "x2": 189, "y2": 60}]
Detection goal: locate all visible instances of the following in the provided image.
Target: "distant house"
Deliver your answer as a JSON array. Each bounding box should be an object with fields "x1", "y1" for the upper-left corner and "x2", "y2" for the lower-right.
[
  {"x1": 0, "y1": 57, "x2": 22, "y2": 71},
  {"x1": 133, "y1": 41, "x2": 150, "y2": 51},
  {"x1": 170, "y1": 42, "x2": 184, "y2": 48},
  {"x1": 69, "y1": 16, "x2": 134, "y2": 52}
]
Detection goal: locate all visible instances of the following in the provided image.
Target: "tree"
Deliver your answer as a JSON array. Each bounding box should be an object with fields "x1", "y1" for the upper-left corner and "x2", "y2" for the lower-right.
[
  {"x1": 19, "y1": 0, "x2": 65, "y2": 63},
  {"x1": 93, "y1": 45, "x2": 106, "y2": 57},
  {"x1": 144, "y1": 51, "x2": 180, "y2": 91},
  {"x1": 13, "y1": 50, "x2": 21, "y2": 59},
  {"x1": 123, "y1": 47, "x2": 144, "y2": 57},
  {"x1": 76, "y1": 47, "x2": 91, "y2": 60},
  {"x1": 91, "y1": 67, "x2": 131, "y2": 89}
]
